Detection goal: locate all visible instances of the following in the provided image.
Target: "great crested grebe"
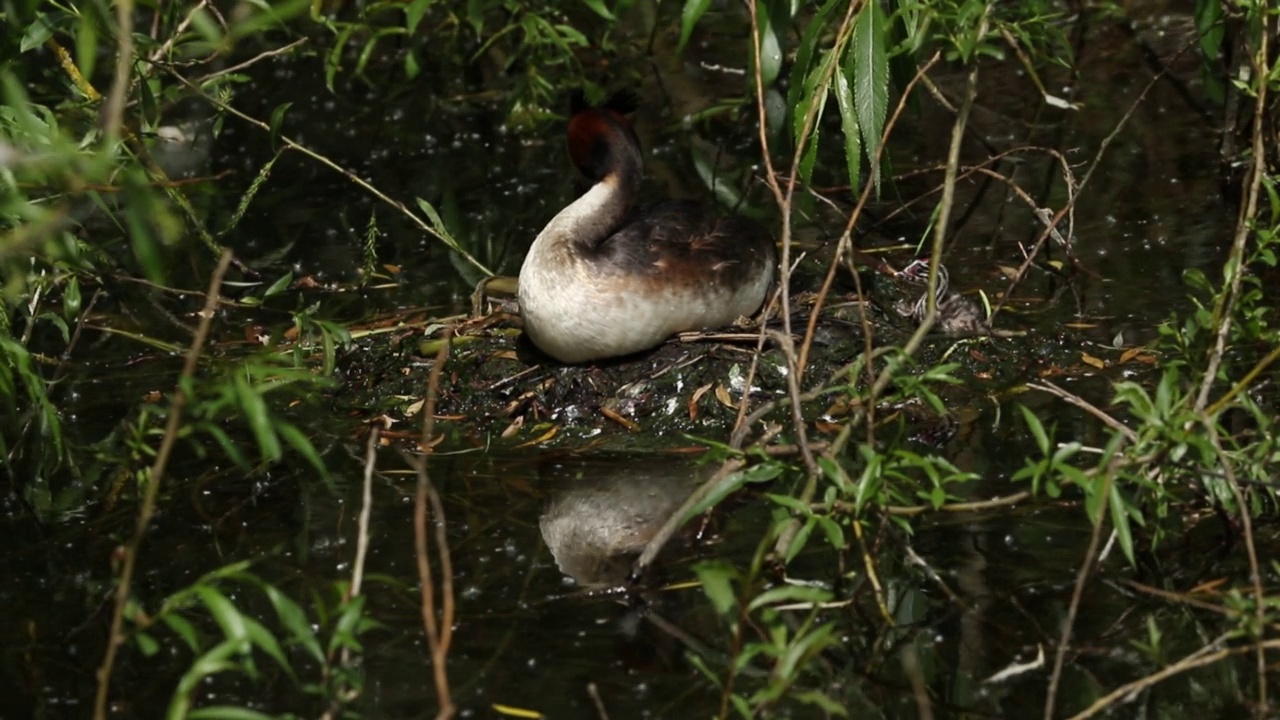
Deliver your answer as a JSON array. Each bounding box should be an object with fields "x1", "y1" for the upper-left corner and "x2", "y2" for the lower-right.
[
  {"x1": 895, "y1": 259, "x2": 985, "y2": 334},
  {"x1": 517, "y1": 91, "x2": 777, "y2": 363}
]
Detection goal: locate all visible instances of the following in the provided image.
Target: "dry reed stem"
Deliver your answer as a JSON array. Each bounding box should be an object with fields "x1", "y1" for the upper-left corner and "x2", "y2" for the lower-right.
[
  {"x1": 93, "y1": 249, "x2": 233, "y2": 720},
  {"x1": 413, "y1": 330, "x2": 456, "y2": 719}
]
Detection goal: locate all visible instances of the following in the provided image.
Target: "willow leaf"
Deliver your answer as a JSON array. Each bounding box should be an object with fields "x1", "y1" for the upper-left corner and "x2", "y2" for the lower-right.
[
  {"x1": 852, "y1": 0, "x2": 889, "y2": 194},
  {"x1": 833, "y1": 65, "x2": 862, "y2": 197},
  {"x1": 677, "y1": 0, "x2": 711, "y2": 54}
]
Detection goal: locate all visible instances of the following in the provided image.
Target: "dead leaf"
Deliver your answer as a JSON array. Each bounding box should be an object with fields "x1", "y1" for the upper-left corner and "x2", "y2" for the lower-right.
[
  {"x1": 244, "y1": 325, "x2": 269, "y2": 344},
  {"x1": 1188, "y1": 578, "x2": 1228, "y2": 595},
  {"x1": 501, "y1": 415, "x2": 524, "y2": 438},
  {"x1": 714, "y1": 383, "x2": 735, "y2": 409},
  {"x1": 688, "y1": 382, "x2": 713, "y2": 419},
  {"x1": 814, "y1": 420, "x2": 842, "y2": 434},
  {"x1": 1081, "y1": 352, "x2": 1106, "y2": 369},
  {"x1": 516, "y1": 424, "x2": 558, "y2": 448}
]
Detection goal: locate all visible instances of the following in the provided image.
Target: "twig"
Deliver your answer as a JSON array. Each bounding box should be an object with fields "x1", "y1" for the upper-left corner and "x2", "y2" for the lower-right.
[
  {"x1": 92, "y1": 250, "x2": 233, "y2": 720},
  {"x1": 796, "y1": 53, "x2": 941, "y2": 378},
  {"x1": 147, "y1": 0, "x2": 210, "y2": 64},
  {"x1": 1044, "y1": 456, "x2": 1117, "y2": 720},
  {"x1": 880, "y1": 491, "x2": 1031, "y2": 517},
  {"x1": 166, "y1": 71, "x2": 494, "y2": 278},
  {"x1": 412, "y1": 330, "x2": 456, "y2": 719},
  {"x1": 103, "y1": 0, "x2": 135, "y2": 142},
  {"x1": 1066, "y1": 636, "x2": 1280, "y2": 720},
  {"x1": 1203, "y1": 418, "x2": 1268, "y2": 713},
  {"x1": 587, "y1": 683, "x2": 611, "y2": 720},
  {"x1": 1195, "y1": 27, "x2": 1269, "y2": 415},
  {"x1": 352, "y1": 421, "x2": 381, "y2": 599},
  {"x1": 1028, "y1": 381, "x2": 1137, "y2": 444},
  {"x1": 191, "y1": 38, "x2": 310, "y2": 84},
  {"x1": 746, "y1": 0, "x2": 857, "y2": 478}
]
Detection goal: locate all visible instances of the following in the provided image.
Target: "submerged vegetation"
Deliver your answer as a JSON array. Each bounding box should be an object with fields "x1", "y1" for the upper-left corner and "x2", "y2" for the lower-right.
[{"x1": 2, "y1": 0, "x2": 1278, "y2": 717}]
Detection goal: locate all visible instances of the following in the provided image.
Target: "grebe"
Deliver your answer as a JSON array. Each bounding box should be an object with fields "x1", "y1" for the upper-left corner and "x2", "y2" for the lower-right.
[
  {"x1": 517, "y1": 91, "x2": 777, "y2": 363},
  {"x1": 895, "y1": 259, "x2": 985, "y2": 334}
]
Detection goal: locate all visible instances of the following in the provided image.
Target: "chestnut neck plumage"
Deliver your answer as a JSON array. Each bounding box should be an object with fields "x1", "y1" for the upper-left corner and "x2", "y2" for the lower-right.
[{"x1": 529, "y1": 110, "x2": 642, "y2": 256}]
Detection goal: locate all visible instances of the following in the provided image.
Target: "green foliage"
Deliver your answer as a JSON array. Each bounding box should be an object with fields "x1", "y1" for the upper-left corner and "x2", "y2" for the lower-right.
[
  {"x1": 691, "y1": 539, "x2": 843, "y2": 716},
  {"x1": 129, "y1": 562, "x2": 376, "y2": 718},
  {"x1": 312, "y1": 0, "x2": 625, "y2": 117}
]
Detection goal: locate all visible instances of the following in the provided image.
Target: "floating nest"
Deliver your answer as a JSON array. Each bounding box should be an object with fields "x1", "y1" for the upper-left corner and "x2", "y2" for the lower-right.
[{"x1": 336, "y1": 264, "x2": 1005, "y2": 450}]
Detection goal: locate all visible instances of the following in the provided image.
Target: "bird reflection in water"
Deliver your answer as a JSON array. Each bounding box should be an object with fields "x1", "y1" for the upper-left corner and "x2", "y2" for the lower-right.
[{"x1": 539, "y1": 457, "x2": 704, "y2": 589}]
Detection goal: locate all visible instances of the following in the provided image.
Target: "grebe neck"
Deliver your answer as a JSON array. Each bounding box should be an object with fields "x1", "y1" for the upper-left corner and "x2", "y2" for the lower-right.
[{"x1": 531, "y1": 115, "x2": 643, "y2": 254}]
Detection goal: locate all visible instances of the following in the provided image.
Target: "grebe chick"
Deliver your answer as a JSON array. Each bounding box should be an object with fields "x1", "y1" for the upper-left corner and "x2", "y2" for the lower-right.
[
  {"x1": 517, "y1": 91, "x2": 777, "y2": 363},
  {"x1": 895, "y1": 259, "x2": 985, "y2": 334}
]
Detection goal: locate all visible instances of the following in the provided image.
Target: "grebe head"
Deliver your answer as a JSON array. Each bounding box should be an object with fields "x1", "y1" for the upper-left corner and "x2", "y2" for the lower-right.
[
  {"x1": 567, "y1": 89, "x2": 642, "y2": 181},
  {"x1": 899, "y1": 258, "x2": 951, "y2": 320}
]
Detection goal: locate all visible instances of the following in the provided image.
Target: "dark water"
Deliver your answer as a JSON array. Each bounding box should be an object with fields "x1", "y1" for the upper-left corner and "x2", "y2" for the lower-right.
[{"x1": 3, "y1": 1, "x2": 1272, "y2": 718}]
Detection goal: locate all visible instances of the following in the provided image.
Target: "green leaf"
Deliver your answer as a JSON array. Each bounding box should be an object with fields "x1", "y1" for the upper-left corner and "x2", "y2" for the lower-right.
[
  {"x1": 1193, "y1": 0, "x2": 1224, "y2": 63},
  {"x1": 161, "y1": 614, "x2": 202, "y2": 653},
  {"x1": 261, "y1": 584, "x2": 325, "y2": 663},
  {"x1": 684, "y1": 469, "x2": 752, "y2": 519},
  {"x1": 234, "y1": 375, "x2": 281, "y2": 462},
  {"x1": 405, "y1": 0, "x2": 433, "y2": 33},
  {"x1": 833, "y1": 63, "x2": 862, "y2": 197},
  {"x1": 263, "y1": 272, "x2": 293, "y2": 298},
  {"x1": 415, "y1": 197, "x2": 448, "y2": 234},
  {"x1": 678, "y1": 0, "x2": 711, "y2": 54},
  {"x1": 1019, "y1": 404, "x2": 1049, "y2": 455},
  {"x1": 1109, "y1": 482, "x2": 1136, "y2": 565},
  {"x1": 404, "y1": 48, "x2": 421, "y2": 80},
  {"x1": 694, "y1": 560, "x2": 739, "y2": 617},
  {"x1": 783, "y1": 516, "x2": 816, "y2": 564},
  {"x1": 63, "y1": 276, "x2": 82, "y2": 319},
  {"x1": 851, "y1": 0, "x2": 889, "y2": 193},
  {"x1": 268, "y1": 102, "x2": 292, "y2": 148},
  {"x1": 20, "y1": 14, "x2": 56, "y2": 52},
  {"x1": 74, "y1": 13, "x2": 98, "y2": 83},
  {"x1": 243, "y1": 615, "x2": 292, "y2": 676},
  {"x1": 817, "y1": 455, "x2": 850, "y2": 492},
  {"x1": 277, "y1": 421, "x2": 328, "y2": 479},
  {"x1": 756, "y1": 7, "x2": 783, "y2": 87},
  {"x1": 581, "y1": 0, "x2": 615, "y2": 21},
  {"x1": 816, "y1": 516, "x2": 846, "y2": 550},
  {"x1": 135, "y1": 631, "x2": 160, "y2": 656},
  {"x1": 786, "y1": 0, "x2": 841, "y2": 115},
  {"x1": 795, "y1": 51, "x2": 835, "y2": 184},
  {"x1": 774, "y1": 623, "x2": 837, "y2": 687},
  {"x1": 746, "y1": 584, "x2": 832, "y2": 613},
  {"x1": 196, "y1": 586, "x2": 249, "y2": 645},
  {"x1": 170, "y1": 639, "x2": 243, "y2": 718}
]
